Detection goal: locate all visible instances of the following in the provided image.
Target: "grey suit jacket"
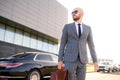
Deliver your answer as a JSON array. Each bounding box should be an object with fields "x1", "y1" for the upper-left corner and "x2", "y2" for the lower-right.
[{"x1": 58, "y1": 22, "x2": 97, "y2": 63}]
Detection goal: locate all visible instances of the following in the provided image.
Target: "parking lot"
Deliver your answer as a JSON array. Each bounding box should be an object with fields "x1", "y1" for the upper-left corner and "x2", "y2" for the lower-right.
[{"x1": 86, "y1": 72, "x2": 120, "y2": 80}]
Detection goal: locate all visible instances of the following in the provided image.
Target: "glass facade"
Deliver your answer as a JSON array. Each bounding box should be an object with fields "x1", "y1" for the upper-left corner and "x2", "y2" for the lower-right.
[
  {"x1": 14, "y1": 29, "x2": 23, "y2": 45},
  {"x1": 5, "y1": 26, "x2": 15, "y2": 43},
  {"x1": 30, "y1": 34, "x2": 37, "y2": 49},
  {"x1": 0, "y1": 23, "x2": 58, "y2": 53},
  {"x1": 0, "y1": 23, "x2": 5, "y2": 41},
  {"x1": 23, "y1": 32, "x2": 30, "y2": 47}
]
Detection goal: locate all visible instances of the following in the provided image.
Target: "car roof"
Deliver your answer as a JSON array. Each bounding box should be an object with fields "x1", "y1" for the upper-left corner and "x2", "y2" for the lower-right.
[
  {"x1": 17, "y1": 51, "x2": 58, "y2": 56},
  {"x1": 6, "y1": 52, "x2": 58, "y2": 60}
]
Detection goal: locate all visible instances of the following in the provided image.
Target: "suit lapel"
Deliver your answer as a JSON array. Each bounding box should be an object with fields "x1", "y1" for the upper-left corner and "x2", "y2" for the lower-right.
[
  {"x1": 80, "y1": 23, "x2": 86, "y2": 39},
  {"x1": 71, "y1": 22, "x2": 79, "y2": 39}
]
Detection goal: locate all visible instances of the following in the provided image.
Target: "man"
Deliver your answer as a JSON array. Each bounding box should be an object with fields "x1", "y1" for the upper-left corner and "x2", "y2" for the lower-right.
[{"x1": 58, "y1": 7, "x2": 99, "y2": 80}]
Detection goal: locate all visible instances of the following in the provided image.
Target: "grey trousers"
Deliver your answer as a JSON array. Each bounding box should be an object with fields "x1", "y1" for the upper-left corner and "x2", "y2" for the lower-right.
[{"x1": 64, "y1": 59, "x2": 86, "y2": 80}]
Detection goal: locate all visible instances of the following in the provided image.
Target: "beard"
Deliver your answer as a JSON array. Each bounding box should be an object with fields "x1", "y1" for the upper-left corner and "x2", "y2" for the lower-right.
[{"x1": 73, "y1": 16, "x2": 80, "y2": 21}]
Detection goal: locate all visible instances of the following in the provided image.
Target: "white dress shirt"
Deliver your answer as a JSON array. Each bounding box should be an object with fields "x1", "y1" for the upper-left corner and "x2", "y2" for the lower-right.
[{"x1": 75, "y1": 22, "x2": 83, "y2": 36}]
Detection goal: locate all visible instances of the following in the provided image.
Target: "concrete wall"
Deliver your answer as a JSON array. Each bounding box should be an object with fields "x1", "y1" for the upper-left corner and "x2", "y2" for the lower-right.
[{"x1": 0, "y1": 0, "x2": 68, "y2": 40}]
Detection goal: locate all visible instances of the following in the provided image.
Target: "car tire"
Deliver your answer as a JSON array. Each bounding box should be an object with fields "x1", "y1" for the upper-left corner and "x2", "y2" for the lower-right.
[
  {"x1": 107, "y1": 70, "x2": 110, "y2": 73},
  {"x1": 97, "y1": 70, "x2": 99, "y2": 72},
  {"x1": 107, "y1": 68, "x2": 111, "y2": 73},
  {"x1": 27, "y1": 69, "x2": 41, "y2": 80}
]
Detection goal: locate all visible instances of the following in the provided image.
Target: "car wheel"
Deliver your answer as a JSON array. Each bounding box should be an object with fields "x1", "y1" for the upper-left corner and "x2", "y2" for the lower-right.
[
  {"x1": 27, "y1": 69, "x2": 41, "y2": 80},
  {"x1": 103, "y1": 70, "x2": 105, "y2": 72},
  {"x1": 107, "y1": 70, "x2": 110, "y2": 73},
  {"x1": 107, "y1": 68, "x2": 111, "y2": 73}
]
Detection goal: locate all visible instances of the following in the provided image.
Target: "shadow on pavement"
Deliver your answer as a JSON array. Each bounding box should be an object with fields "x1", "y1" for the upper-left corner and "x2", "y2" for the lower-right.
[{"x1": 42, "y1": 78, "x2": 50, "y2": 80}]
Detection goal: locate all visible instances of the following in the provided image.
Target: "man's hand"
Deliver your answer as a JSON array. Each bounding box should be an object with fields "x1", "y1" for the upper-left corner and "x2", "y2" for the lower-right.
[
  {"x1": 94, "y1": 62, "x2": 99, "y2": 72},
  {"x1": 58, "y1": 61, "x2": 64, "y2": 69}
]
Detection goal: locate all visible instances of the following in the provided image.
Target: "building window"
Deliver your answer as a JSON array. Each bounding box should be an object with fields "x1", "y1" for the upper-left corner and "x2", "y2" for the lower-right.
[
  {"x1": 0, "y1": 22, "x2": 58, "y2": 54},
  {"x1": 37, "y1": 37, "x2": 43, "y2": 50},
  {"x1": 0, "y1": 23, "x2": 5, "y2": 41},
  {"x1": 14, "y1": 29, "x2": 23, "y2": 45},
  {"x1": 48, "y1": 41, "x2": 54, "y2": 53},
  {"x1": 42, "y1": 39, "x2": 49, "y2": 52},
  {"x1": 53, "y1": 43, "x2": 58, "y2": 53},
  {"x1": 30, "y1": 34, "x2": 37, "y2": 49},
  {"x1": 23, "y1": 32, "x2": 30, "y2": 47},
  {"x1": 5, "y1": 26, "x2": 15, "y2": 43}
]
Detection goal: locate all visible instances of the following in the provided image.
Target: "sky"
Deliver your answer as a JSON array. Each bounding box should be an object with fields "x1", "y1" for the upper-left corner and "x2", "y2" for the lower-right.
[{"x1": 57, "y1": 0, "x2": 120, "y2": 63}]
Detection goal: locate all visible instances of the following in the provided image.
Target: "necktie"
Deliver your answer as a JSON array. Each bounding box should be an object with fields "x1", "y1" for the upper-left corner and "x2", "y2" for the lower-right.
[{"x1": 78, "y1": 24, "x2": 81, "y2": 38}]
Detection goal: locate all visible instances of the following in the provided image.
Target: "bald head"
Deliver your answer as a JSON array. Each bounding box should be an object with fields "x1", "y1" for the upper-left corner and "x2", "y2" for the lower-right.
[
  {"x1": 73, "y1": 7, "x2": 84, "y2": 14},
  {"x1": 72, "y1": 7, "x2": 84, "y2": 23}
]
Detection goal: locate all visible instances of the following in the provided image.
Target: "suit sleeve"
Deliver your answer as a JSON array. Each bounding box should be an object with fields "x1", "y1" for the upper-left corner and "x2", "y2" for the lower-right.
[
  {"x1": 87, "y1": 27, "x2": 97, "y2": 63},
  {"x1": 58, "y1": 25, "x2": 68, "y2": 62}
]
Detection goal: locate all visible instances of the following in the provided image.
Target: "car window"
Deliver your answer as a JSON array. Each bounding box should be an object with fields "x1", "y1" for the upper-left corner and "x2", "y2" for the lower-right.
[
  {"x1": 7, "y1": 53, "x2": 31, "y2": 59},
  {"x1": 51, "y1": 54, "x2": 58, "y2": 63},
  {"x1": 100, "y1": 62, "x2": 111, "y2": 65},
  {"x1": 35, "y1": 54, "x2": 52, "y2": 61}
]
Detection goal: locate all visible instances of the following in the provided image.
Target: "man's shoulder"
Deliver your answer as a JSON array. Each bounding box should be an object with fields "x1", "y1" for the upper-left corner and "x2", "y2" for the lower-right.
[
  {"x1": 65, "y1": 22, "x2": 74, "y2": 26},
  {"x1": 82, "y1": 23, "x2": 91, "y2": 29},
  {"x1": 82, "y1": 23, "x2": 90, "y2": 27}
]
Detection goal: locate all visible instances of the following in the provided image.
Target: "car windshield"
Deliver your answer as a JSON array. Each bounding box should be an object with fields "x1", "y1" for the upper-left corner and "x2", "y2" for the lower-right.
[
  {"x1": 7, "y1": 53, "x2": 31, "y2": 59},
  {"x1": 101, "y1": 62, "x2": 111, "y2": 65}
]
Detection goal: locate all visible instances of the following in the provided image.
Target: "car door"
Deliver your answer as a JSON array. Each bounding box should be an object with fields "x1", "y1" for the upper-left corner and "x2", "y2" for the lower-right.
[{"x1": 35, "y1": 54, "x2": 57, "y2": 76}]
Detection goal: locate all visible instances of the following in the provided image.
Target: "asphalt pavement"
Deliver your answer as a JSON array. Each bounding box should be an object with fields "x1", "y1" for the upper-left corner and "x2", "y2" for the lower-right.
[
  {"x1": 86, "y1": 72, "x2": 120, "y2": 80},
  {"x1": 43, "y1": 72, "x2": 120, "y2": 80}
]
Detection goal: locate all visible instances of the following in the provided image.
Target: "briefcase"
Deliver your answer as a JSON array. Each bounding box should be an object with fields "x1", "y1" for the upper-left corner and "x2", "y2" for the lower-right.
[{"x1": 50, "y1": 69, "x2": 68, "y2": 80}]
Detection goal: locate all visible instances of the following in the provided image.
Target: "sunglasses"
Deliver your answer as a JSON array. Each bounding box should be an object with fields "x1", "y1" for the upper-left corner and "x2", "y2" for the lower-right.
[{"x1": 71, "y1": 10, "x2": 78, "y2": 14}]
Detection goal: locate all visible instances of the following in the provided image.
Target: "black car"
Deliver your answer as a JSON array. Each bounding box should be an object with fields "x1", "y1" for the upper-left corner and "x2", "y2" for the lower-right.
[{"x1": 0, "y1": 52, "x2": 58, "y2": 80}]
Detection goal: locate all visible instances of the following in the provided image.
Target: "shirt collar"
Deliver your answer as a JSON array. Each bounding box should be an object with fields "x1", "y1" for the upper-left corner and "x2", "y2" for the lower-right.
[
  {"x1": 74, "y1": 22, "x2": 83, "y2": 34},
  {"x1": 75, "y1": 22, "x2": 82, "y2": 25}
]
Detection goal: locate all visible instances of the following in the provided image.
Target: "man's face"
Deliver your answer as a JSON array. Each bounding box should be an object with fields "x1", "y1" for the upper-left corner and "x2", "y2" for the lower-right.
[{"x1": 72, "y1": 8, "x2": 83, "y2": 21}]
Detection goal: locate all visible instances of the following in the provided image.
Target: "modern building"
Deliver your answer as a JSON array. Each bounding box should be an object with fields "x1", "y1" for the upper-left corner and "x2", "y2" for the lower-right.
[{"x1": 0, "y1": 0, "x2": 68, "y2": 58}]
